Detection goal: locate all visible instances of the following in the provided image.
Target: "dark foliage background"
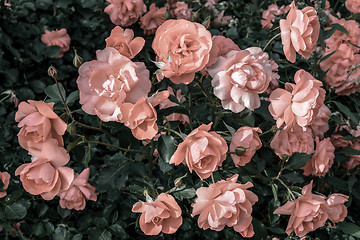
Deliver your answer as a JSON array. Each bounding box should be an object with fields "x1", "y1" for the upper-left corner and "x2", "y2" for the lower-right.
[{"x1": 0, "y1": 0, "x2": 360, "y2": 239}]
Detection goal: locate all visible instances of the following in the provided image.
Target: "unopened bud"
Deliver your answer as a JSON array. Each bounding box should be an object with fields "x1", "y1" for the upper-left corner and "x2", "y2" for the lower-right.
[
  {"x1": 174, "y1": 177, "x2": 183, "y2": 187},
  {"x1": 202, "y1": 16, "x2": 211, "y2": 29},
  {"x1": 73, "y1": 49, "x2": 84, "y2": 68},
  {"x1": 48, "y1": 65, "x2": 57, "y2": 79}
]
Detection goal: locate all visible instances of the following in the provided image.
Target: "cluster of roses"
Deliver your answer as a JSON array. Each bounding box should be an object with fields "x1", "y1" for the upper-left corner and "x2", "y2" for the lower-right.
[
  {"x1": 14, "y1": 100, "x2": 97, "y2": 210},
  {"x1": 14, "y1": 0, "x2": 358, "y2": 238}
]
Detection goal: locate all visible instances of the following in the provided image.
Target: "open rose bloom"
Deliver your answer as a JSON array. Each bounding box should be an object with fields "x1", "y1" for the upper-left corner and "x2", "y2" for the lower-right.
[
  {"x1": 269, "y1": 69, "x2": 325, "y2": 129},
  {"x1": 132, "y1": 193, "x2": 182, "y2": 235},
  {"x1": 140, "y1": 3, "x2": 166, "y2": 35},
  {"x1": 152, "y1": 19, "x2": 212, "y2": 84},
  {"x1": 274, "y1": 181, "x2": 348, "y2": 237},
  {"x1": 346, "y1": 0, "x2": 360, "y2": 14},
  {"x1": 230, "y1": 126, "x2": 262, "y2": 167},
  {"x1": 41, "y1": 29, "x2": 71, "y2": 58},
  {"x1": 105, "y1": 26, "x2": 145, "y2": 59},
  {"x1": 0, "y1": 171, "x2": 10, "y2": 198},
  {"x1": 208, "y1": 47, "x2": 273, "y2": 112},
  {"x1": 119, "y1": 91, "x2": 170, "y2": 140},
  {"x1": 302, "y1": 138, "x2": 335, "y2": 177},
  {"x1": 270, "y1": 126, "x2": 314, "y2": 159},
  {"x1": 15, "y1": 100, "x2": 67, "y2": 151},
  {"x1": 104, "y1": 0, "x2": 146, "y2": 26},
  {"x1": 169, "y1": 123, "x2": 228, "y2": 179},
  {"x1": 280, "y1": 2, "x2": 320, "y2": 63},
  {"x1": 59, "y1": 168, "x2": 97, "y2": 211},
  {"x1": 77, "y1": 47, "x2": 151, "y2": 122},
  {"x1": 191, "y1": 174, "x2": 258, "y2": 238},
  {"x1": 15, "y1": 139, "x2": 74, "y2": 200}
]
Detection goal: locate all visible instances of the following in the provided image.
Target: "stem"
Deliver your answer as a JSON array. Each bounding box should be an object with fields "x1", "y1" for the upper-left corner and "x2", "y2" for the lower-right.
[
  {"x1": 211, "y1": 173, "x2": 215, "y2": 184},
  {"x1": 263, "y1": 32, "x2": 281, "y2": 52},
  {"x1": 85, "y1": 140, "x2": 149, "y2": 156},
  {"x1": 159, "y1": 126, "x2": 185, "y2": 140},
  {"x1": 74, "y1": 120, "x2": 114, "y2": 138},
  {"x1": 277, "y1": 178, "x2": 296, "y2": 201},
  {"x1": 52, "y1": 71, "x2": 72, "y2": 119}
]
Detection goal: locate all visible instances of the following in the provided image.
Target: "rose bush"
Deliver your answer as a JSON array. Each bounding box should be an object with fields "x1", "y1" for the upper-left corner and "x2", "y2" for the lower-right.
[{"x1": 1, "y1": 0, "x2": 360, "y2": 239}]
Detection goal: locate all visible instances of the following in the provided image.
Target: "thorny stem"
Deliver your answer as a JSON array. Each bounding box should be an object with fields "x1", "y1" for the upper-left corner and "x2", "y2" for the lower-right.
[
  {"x1": 263, "y1": 32, "x2": 281, "y2": 52},
  {"x1": 74, "y1": 120, "x2": 115, "y2": 138},
  {"x1": 277, "y1": 178, "x2": 296, "y2": 201},
  {"x1": 51, "y1": 70, "x2": 73, "y2": 119},
  {"x1": 211, "y1": 173, "x2": 215, "y2": 184},
  {"x1": 159, "y1": 126, "x2": 185, "y2": 140}
]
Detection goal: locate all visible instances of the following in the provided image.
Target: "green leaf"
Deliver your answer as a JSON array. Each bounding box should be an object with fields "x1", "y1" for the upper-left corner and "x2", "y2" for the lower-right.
[
  {"x1": 72, "y1": 234, "x2": 83, "y2": 240},
  {"x1": 319, "y1": 50, "x2": 336, "y2": 62},
  {"x1": 252, "y1": 218, "x2": 268, "y2": 240},
  {"x1": 173, "y1": 188, "x2": 196, "y2": 200},
  {"x1": 324, "y1": 23, "x2": 350, "y2": 40},
  {"x1": 337, "y1": 222, "x2": 360, "y2": 238},
  {"x1": 53, "y1": 226, "x2": 68, "y2": 240},
  {"x1": 285, "y1": 153, "x2": 311, "y2": 170},
  {"x1": 282, "y1": 172, "x2": 305, "y2": 183},
  {"x1": 334, "y1": 101, "x2": 359, "y2": 124},
  {"x1": 44, "y1": 45, "x2": 61, "y2": 58},
  {"x1": 158, "y1": 157, "x2": 173, "y2": 173},
  {"x1": 44, "y1": 83, "x2": 66, "y2": 103},
  {"x1": 158, "y1": 135, "x2": 178, "y2": 163},
  {"x1": 4, "y1": 202, "x2": 27, "y2": 219},
  {"x1": 33, "y1": 222, "x2": 45, "y2": 237},
  {"x1": 339, "y1": 147, "x2": 360, "y2": 155},
  {"x1": 57, "y1": 205, "x2": 70, "y2": 218},
  {"x1": 109, "y1": 224, "x2": 127, "y2": 238},
  {"x1": 66, "y1": 90, "x2": 79, "y2": 105}
]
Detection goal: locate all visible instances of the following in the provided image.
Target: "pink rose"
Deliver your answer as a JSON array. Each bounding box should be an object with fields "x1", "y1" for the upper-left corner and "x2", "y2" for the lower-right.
[
  {"x1": 266, "y1": 60, "x2": 281, "y2": 93},
  {"x1": 269, "y1": 69, "x2": 325, "y2": 129},
  {"x1": 230, "y1": 127, "x2": 262, "y2": 167},
  {"x1": 330, "y1": 133, "x2": 353, "y2": 149},
  {"x1": 273, "y1": 181, "x2": 329, "y2": 237},
  {"x1": 105, "y1": 26, "x2": 145, "y2": 59},
  {"x1": 139, "y1": 3, "x2": 166, "y2": 35},
  {"x1": 204, "y1": 35, "x2": 240, "y2": 71},
  {"x1": 261, "y1": 4, "x2": 282, "y2": 29},
  {"x1": 169, "y1": 123, "x2": 228, "y2": 179},
  {"x1": 59, "y1": 168, "x2": 97, "y2": 211},
  {"x1": 308, "y1": 104, "x2": 331, "y2": 139},
  {"x1": 104, "y1": 0, "x2": 146, "y2": 27},
  {"x1": 280, "y1": 2, "x2": 320, "y2": 63},
  {"x1": 132, "y1": 193, "x2": 182, "y2": 235},
  {"x1": 270, "y1": 126, "x2": 314, "y2": 159},
  {"x1": 344, "y1": 141, "x2": 360, "y2": 169},
  {"x1": 302, "y1": 138, "x2": 335, "y2": 177},
  {"x1": 152, "y1": 19, "x2": 212, "y2": 84},
  {"x1": 15, "y1": 100, "x2": 67, "y2": 151},
  {"x1": 119, "y1": 91, "x2": 170, "y2": 140},
  {"x1": 325, "y1": 193, "x2": 348, "y2": 224},
  {"x1": 191, "y1": 174, "x2": 258, "y2": 238},
  {"x1": 213, "y1": 10, "x2": 233, "y2": 27},
  {"x1": 0, "y1": 171, "x2": 10, "y2": 198},
  {"x1": 346, "y1": 0, "x2": 360, "y2": 14},
  {"x1": 15, "y1": 140, "x2": 74, "y2": 200},
  {"x1": 320, "y1": 44, "x2": 360, "y2": 96},
  {"x1": 41, "y1": 29, "x2": 71, "y2": 58},
  {"x1": 77, "y1": 47, "x2": 151, "y2": 122},
  {"x1": 174, "y1": 2, "x2": 192, "y2": 20},
  {"x1": 325, "y1": 17, "x2": 360, "y2": 53},
  {"x1": 159, "y1": 87, "x2": 190, "y2": 125},
  {"x1": 208, "y1": 47, "x2": 273, "y2": 112}
]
